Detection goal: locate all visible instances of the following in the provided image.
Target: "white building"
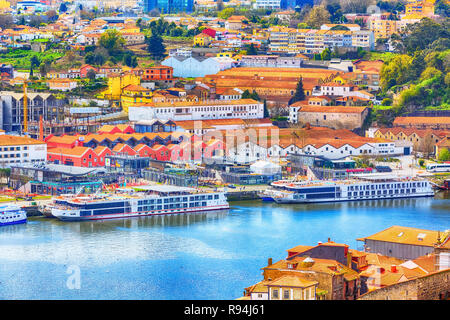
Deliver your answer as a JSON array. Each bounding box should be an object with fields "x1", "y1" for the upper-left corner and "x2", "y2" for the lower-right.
[
  {"x1": 0, "y1": 135, "x2": 47, "y2": 167},
  {"x1": 312, "y1": 83, "x2": 353, "y2": 97},
  {"x1": 228, "y1": 139, "x2": 398, "y2": 161},
  {"x1": 128, "y1": 99, "x2": 264, "y2": 122},
  {"x1": 255, "y1": 0, "x2": 281, "y2": 9},
  {"x1": 161, "y1": 56, "x2": 235, "y2": 78}
]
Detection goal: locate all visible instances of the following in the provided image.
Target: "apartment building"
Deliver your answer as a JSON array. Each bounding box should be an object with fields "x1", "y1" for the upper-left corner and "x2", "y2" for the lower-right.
[
  {"x1": 405, "y1": 0, "x2": 435, "y2": 17},
  {"x1": 0, "y1": 135, "x2": 47, "y2": 167},
  {"x1": 128, "y1": 99, "x2": 264, "y2": 122},
  {"x1": 369, "y1": 20, "x2": 398, "y2": 40},
  {"x1": 268, "y1": 26, "x2": 374, "y2": 54}
]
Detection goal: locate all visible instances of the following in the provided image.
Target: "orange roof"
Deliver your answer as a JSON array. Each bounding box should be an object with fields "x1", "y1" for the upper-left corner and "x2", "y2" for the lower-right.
[
  {"x1": 393, "y1": 117, "x2": 450, "y2": 126},
  {"x1": 0, "y1": 135, "x2": 45, "y2": 146},
  {"x1": 112, "y1": 143, "x2": 130, "y2": 152},
  {"x1": 296, "y1": 106, "x2": 368, "y2": 114},
  {"x1": 151, "y1": 144, "x2": 167, "y2": 150},
  {"x1": 93, "y1": 146, "x2": 110, "y2": 155},
  {"x1": 46, "y1": 135, "x2": 80, "y2": 144},
  {"x1": 357, "y1": 226, "x2": 449, "y2": 247},
  {"x1": 123, "y1": 84, "x2": 150, "y2": 92},
  {"x1": 134, "y1": 143, "x2": 150, "y2": 151},
  {"x1": 266, "y1": 275, "x2": 318, "y2": 288},
  {"x1": 47, "y1": 146, "x2": 91, "y2": 157},
  {"x1": 266, "y1": 256, "x2": 359, "y2": 280},
  {"x1": 376, "y1": 127, "x2": 449, "y2": 139}
]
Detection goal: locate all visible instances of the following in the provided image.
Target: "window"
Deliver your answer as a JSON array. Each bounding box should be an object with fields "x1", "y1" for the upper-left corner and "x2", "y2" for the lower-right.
[
  {"x1": 283, "y1": 290, "x2": 290, "y2": 299},
  {"x1": 271, "y1": 289, "x2": 279, "y2": 299}
]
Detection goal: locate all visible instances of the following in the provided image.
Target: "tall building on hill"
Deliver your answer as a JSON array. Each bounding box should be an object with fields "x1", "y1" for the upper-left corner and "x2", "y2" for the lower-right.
[{"x1": 144, "y1": 0, "x2": 193, "y2": 13}]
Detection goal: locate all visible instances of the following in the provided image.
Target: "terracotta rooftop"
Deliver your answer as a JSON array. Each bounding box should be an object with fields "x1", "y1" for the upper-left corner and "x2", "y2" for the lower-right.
[
  {"x1": 393, "y1": 117, "x2": 450, "y2": 126},
  {"x1": 357, "y1": 226, "x2": 449, "y2": 247},
  {"x1": 266, "y1": 275, "x2": 318, "y2": 288},
  {"x1": 0, "y1": 135, "x2": 45, "y2": 146}
]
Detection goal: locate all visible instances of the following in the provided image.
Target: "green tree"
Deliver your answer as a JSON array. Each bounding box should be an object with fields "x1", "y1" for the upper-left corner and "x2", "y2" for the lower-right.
[
  {"x1": 39, "y1": 63, "x2": 47, "y2": 78},
  {"x1": 218, "y1": 8, "x2": 235, "y2": 20},
  {"x1": 263, "y1": 99, "x2": 269, "y2": 118},
  {"x1": 321, "y1": 48, "x2": 331, "y2": 60},
  {"x1": 86, "y1": 69, "x2": 96, "y2": 81},
  {"x1": 289, "y1": 78, "x2": 305, "y2": 105},
  {"x1": 304, "y1": 6, "x2": 330, "y2": 29},
  {"x1": 420, "y1": 67, "x2": 442, "y2": 81},
  {"x1": 99, "y1": 29, "x2": 125, "y2": 55},
  {"x1": 438, "y1": 148, "x2": 450, "y2": 161},
  {"x1": 381, "y1": 98, "x2": 392, "y2": 106},
  {"x1": 380, "y1": 54, "x2": 413, "y2": 92},
  {"x1": 327, "y1": 3, "x2": 346, "y2": 23},
  {"x1": 246, "y1": 43, "x2": 258, "y2": 55},
  {"x1": 146, "y1": 33, "x2": 166, "y2": 60},
  {"x1": 30, "y1": 56, "x2": 40, "y2": 68}
]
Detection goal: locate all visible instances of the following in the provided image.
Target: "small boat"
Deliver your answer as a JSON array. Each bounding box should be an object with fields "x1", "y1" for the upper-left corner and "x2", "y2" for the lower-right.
[
  {"x1": 437, "y1": 179, "x2": 450, "y2": 191},
  {"x1": 0, "y1": 204, "x2": 27, "y2": 226}
]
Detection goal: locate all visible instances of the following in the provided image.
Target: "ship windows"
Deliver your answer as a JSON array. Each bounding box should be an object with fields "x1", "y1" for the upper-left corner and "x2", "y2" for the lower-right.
[
  {"x1": 94, "y1": 208, "x2": 124, "y2": 215},
  {"x1": 214, "y1": 195, "x2": 219, "y2": 199}
]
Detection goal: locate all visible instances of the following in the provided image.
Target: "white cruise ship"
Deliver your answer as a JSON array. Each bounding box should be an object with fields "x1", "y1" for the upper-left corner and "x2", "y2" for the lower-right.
[
  {"x1": 271, "y1": 174, "x2": 434, "y2": 204},
  {"x1": 49, "y1": 185, "x2": 229, "y2": 221}
]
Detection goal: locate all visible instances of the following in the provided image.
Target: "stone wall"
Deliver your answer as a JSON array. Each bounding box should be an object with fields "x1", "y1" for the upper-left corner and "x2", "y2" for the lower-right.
[{"x1": 358, "y1": 269, "x2": 450, "y2": 300}]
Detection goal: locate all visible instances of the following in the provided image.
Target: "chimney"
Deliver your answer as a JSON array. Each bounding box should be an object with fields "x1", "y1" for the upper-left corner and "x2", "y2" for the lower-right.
[
  {"x1": 391, "y1": 265, "x2": 397, "y2": 273},
  {"x1": 328, "y1": 237, "x2": 331, "y2": 242},
  {"x1": 268, "y1": 258, "x2": 273, "y2": 266},
  {"x1": 318, "y1": 241, "x2": 323, "y2": 245}
]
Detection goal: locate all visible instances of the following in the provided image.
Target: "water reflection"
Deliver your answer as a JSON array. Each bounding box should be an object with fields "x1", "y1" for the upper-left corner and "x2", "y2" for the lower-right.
[
  {"x1": 0, "y1": 194, "x2": 448, "y2": 300},
  {"x1": 0, "y1": 210, "x2": 232, "y2": 267},
  {"x1": 244, "y1": 196, "x2": 450, "y2": 213},
  {"x1": 42, "y1": 209, "x2": 230, "y2": 234}
]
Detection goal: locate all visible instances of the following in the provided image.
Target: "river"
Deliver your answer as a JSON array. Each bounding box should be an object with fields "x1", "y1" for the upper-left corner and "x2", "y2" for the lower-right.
[{"x1": 0, "y1": 192, "x2": 449, "y2": 300}]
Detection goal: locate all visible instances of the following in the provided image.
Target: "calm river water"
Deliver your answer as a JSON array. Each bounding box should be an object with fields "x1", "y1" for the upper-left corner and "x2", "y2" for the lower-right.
[{"x1": 1, "y1": 192, "x2": 449, "y2": 300}]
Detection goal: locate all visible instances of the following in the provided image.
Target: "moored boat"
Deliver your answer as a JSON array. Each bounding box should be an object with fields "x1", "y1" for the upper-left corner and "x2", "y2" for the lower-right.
[
  {"x1": 0, "y1": 204, "x2": 27, "y2": 226},
  {"x1": 270, "y1": 174, "x2": 434, "y2": 204},
  {"x1": 48, "y1": 185, "x2": 229, "y2": 221}
]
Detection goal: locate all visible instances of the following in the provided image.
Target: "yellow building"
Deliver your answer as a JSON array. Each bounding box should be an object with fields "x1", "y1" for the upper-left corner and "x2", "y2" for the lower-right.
[
  {"x1": 369, "y1": 19, "x2": 398, "y2": 40},
  {"x1": 266, "y1": 275, "x2": 319, "y2": 300},
  {"x1": 0, "y1": 0, "x2": 10, "y2": 12},
  {"x1": 120, "y1": 84, "x2": 153, "y2": 113},
  {"x1": 405, "y1": 0, "x2": 435, "y2": 17},
  {"x1": 193, "y1": 33, "x2": 213, "y2": 47},
  {"x1": 217, "y1": 51, "x2": 233, "y2": 58},
  {"x1": 100, "y1": 73, "x2": 141, "y2": 101}
]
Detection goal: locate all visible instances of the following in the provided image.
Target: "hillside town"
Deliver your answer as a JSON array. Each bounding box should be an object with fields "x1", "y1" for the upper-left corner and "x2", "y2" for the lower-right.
[{"x1": 0, "y1": 0, "x2": 448, "y2": 302}]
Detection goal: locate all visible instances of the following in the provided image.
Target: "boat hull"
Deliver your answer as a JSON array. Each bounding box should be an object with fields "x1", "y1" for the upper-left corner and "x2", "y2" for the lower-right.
[
  {"x1": 53, "y1": 204, "x2": 230, "y2": 221},
  {"x1": 0, "y1": 218, "x2": 27, "y2": 226},
  {"x1": 273, "y1": 193, "x2": 435, "y2": 204}
]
